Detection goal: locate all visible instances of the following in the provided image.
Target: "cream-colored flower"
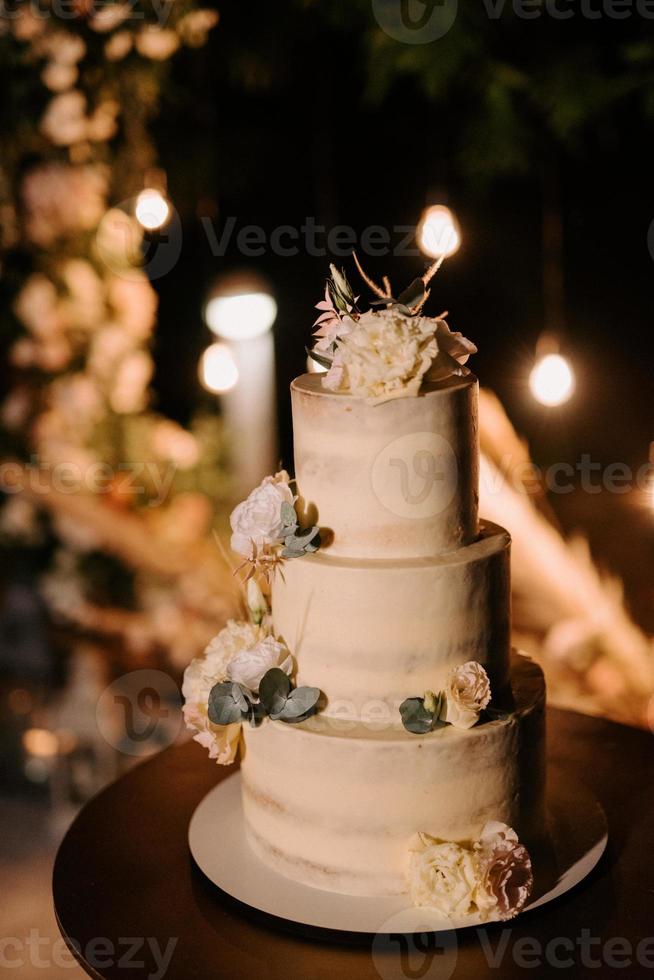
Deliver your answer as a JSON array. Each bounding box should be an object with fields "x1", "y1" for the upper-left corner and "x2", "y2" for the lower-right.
[
  {"x1": 176, "y1": 9, "x2": 219, "y2": 47},
  {"x1": 230, "y1": 471, "x2": 294, "y2": 559},
  {"x1": 474, "y1": 822, "x2": 533, "y2": 920},
  {"x1": 107, "y1": 272, "x2": 158, "y2": 338},
  {"x1": 40, "y1": 91, "x2": 88, "y2": 146},
  {"x1": 59, "y1": 258, "x2": 105, "y2": 329},
  {"x1": 13, "y1": 274, "x2": 62, "y2": 338},
  {"x1": 89, "y1": 3, "x2": 131, "y2": 33},
  {"x1": 182, "y1": 619, "x2": 271, "y2": 764},
  {"x1": 109, "y1": 350, "x2": 152, "y2": 413},
  {"x1": 135, "y1": 26, "x2": 180, "y2": 60},
  {"x1": 22, "y1": 163, "x2": 108, "y2": 246},
  {"x1": 323, "y1": 309, "x2": 438, "y2": 404},
  {"x1": 104, "y1": 30, "x2": 132, "y2": 61},
  {"x1": 41, "y1": 62, "x2": 78, "y2": 93},
  {"x1": 440, "y1": 661, "x2": 491, "y2": 730},
  {"x1": 323, "y1": 308, "x2": 476, "y2": 404},
  {"x1": 409, "y1": 834, "x2": 479, "y2": 917},
  {"x1": 427, "y1": 319, "x2": 478, "y2": 383},
  {"x1": 152, "y1": 420, "x2": 200, "y2": 470},
  {"x1": 246, "y1": 578, "x2": 268, "y2": 626},
  {"x1": 87, "y1": 100, "x2": 120, "y2": 142},
  {"x1": 227, "y1": 634, "x2": 292, "y2": 693}
]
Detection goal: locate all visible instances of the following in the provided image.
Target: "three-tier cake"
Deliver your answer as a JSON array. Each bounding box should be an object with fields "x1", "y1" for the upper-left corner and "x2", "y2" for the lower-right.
[{"x1": 183, "y1": 261, "x2": 545, "y2": 921}]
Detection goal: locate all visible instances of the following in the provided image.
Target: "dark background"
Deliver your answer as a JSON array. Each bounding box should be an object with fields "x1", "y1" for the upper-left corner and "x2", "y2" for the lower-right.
[{"x1": 150, "y1": 0, "x2": 653, "y2": 477}]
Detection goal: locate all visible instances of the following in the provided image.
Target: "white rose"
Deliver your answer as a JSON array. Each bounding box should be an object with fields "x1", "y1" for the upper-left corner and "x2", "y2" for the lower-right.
[
  {"x1": 409, "y1": 835, "x2": 479, "y2": 917},
  {"x1": 230, "y1": 471, "x2": 294, "y2": 559},
  {"x1": 323, "y1": 309, "x2": 438, "y2": 404},
  {"x1": 227, "y1": 635, "x2": 293, "y2": 693},
  {"x1": 440, "y1": 661, "x2": 491, "y2": 730},
  {"x1": 182, "y1": 619, "x2": 265, "y2": 765}
]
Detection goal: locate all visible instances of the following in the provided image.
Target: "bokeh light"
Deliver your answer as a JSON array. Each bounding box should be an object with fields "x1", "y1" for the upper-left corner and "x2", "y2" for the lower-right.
[
  {"x1": 205, "y1": 292, "x2": 277, "y2": 340},
  {"x1": 529, "y1": 353, "x2": 575, "y2": 407},
  {"x1": 418, "y1": 204, "x2": 461, "y2": 260},
  {"x1": 199, "y1": 343, "x2": 239, "y2": 393},
  {"x1": 135, "y1": 188, "x2": 170, "y2": 230}
]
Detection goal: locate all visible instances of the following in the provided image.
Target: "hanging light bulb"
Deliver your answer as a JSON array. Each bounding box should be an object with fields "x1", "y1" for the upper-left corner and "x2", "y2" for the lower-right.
[
  {"x1": 205, "y1": 292, "x2": 277, "y2": 340},
  {"x1": 199, "y1": 343, "x2": 239, "y2": 393},
  {"x1": 418, "y1": 204, "x2": 461, "y2": 260},
  {"x1": 135, "y1": 188, "x2": 171, "y2": 231},
  {"x1": 530, "y1": 353, "x2": 575, "y2": 407}
]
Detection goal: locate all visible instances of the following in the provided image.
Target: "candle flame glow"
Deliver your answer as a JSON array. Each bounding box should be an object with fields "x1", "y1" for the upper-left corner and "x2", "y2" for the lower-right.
[{"x1": 529, "y1": 353, "x2": 575, "y2": 407}]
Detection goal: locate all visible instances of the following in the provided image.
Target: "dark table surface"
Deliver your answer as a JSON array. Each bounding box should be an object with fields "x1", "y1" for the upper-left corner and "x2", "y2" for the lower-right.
[{"x1": 53, "y1": 707, "x2": 654, "y2": 979}]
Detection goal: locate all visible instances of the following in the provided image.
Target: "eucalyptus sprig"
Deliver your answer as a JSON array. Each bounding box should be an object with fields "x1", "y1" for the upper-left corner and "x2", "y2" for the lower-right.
[
  {"x1": 399, "y1": 690, "x2": 445, "y2": 734},
  {"x1": 207, "y1": 667, "x2": 321, "y2": 731},
  {"x1": 279, "y1": 501, "x2": 320, "y2": 560}
]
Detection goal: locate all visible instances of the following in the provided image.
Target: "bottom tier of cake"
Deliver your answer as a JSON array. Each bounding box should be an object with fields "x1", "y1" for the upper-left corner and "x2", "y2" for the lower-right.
[{"x1": 240, "y1": 653, "x2": 546, "y2": 897}]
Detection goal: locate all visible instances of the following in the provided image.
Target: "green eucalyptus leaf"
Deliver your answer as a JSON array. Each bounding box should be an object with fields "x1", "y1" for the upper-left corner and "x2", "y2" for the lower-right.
[
  {"x1": 399, "y1": 697, "x2": 434, "y2": 735},
  {"x1": 306, "y1": 346, "x2": 333, "y2": 370},
  {"x1": 397, "y1": 277, "x2": 426, "y2": 310},
  {"x1": 278, "y1": 686, "x2": 321, "y2": 721},
  {"x1": 259, "y1": 667, "x2": 292, "y2": 716},
  {"x1": 248, "y1": 700, "x2": 267, "y2": 728},
  {"x1": 208, "y1": 681, "x2": 249, "y2": 726},
  {"x1": 280, "y1": 501, "x2": 297, "y2": 527}
]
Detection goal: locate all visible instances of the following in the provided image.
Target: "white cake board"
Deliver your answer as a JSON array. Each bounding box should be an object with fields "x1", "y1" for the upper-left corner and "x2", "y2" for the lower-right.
[{"x1": 188, "y1": 769, "x2": 607, "y2": 934}]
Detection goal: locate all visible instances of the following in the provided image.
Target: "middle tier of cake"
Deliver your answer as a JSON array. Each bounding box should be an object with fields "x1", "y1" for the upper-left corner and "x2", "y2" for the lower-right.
[{"x1": 272, "y1": 521, "x2": 511, "y2": 720}]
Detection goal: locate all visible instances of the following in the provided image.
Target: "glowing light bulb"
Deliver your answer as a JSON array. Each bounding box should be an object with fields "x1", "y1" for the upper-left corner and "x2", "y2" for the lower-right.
[
  {"x1": 529, "y1": 353, "x2": 575, "y2": 407},
  {"x1": 135, "y1": 188, "x2": 170, "y2": 230},
  {"x1": 418, "y1": 205, "x2": 461, "y2": 260},
  {"x1": 200, "y1": 343, "x2": 239, "y2": 393},
  {"x1": 22, "y1": 727, "x2": 59, "y2": 758},
  {"x1": 205, "y1": 292, "x2": 277, "y2": 340}
]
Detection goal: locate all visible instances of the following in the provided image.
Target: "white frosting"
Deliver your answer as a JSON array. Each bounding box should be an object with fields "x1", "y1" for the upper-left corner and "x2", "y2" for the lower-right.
[
  {"x1": 242, "y1": 654, "x2": 546, "y2": 896},
  {"x1": 272, "y1": 521, "x2": 511, "y2": 720},
  {"x1": 291, "y1": 373, "x2": 479, "y2": 559}
]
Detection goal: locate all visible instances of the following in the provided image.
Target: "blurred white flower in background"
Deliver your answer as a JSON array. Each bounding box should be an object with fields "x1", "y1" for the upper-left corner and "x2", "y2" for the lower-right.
[
  {"x1": 104, "y1": 30, "x2": 133, "y2": 61},
  {"x1": 40, "y1": 90, "x2": 88, "y2": 146},
  {"x1": 22, "y1": 163, "x2": 108, "y2": 246},
  {"x1": 110, "y1": 350, "x2": 153, "y2": 413},
  {"x1": 135, "y1": 26, "x2": 180, "y2": 60}
]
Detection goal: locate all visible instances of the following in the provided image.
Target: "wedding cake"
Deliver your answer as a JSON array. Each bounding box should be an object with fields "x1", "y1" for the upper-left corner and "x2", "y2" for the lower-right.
[{"x1": 183, "y1": 261, "x2": 545, "y2": 921}]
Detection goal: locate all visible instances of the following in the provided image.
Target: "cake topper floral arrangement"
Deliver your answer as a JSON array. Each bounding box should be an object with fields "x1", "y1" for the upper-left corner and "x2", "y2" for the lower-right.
[
  {"x1": 309, "y1": 254, "x2": 477, "y2": 404},
  {"x1": 182, "y1": 578, "x2": 322, "y2": 765}
]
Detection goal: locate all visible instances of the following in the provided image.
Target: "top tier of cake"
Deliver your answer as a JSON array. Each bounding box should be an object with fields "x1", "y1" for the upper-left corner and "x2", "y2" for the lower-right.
[{"x1": 292, "y1": 373, "x2": 479, "y2": 559}]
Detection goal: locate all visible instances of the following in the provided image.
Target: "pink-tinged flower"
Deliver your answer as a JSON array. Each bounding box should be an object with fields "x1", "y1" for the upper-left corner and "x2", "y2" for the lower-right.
[
  {"x1": 475, "y1": 822, "x2": 533, "y2": 920},
  {"x1": 22, "y1": 163, "x2": 108, "y2": 247}
]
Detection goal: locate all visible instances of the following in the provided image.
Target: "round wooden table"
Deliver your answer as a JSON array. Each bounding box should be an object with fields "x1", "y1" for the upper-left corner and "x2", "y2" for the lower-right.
[{"x1": 53, "y1": 707, "x2": 654, "y2": 979}]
